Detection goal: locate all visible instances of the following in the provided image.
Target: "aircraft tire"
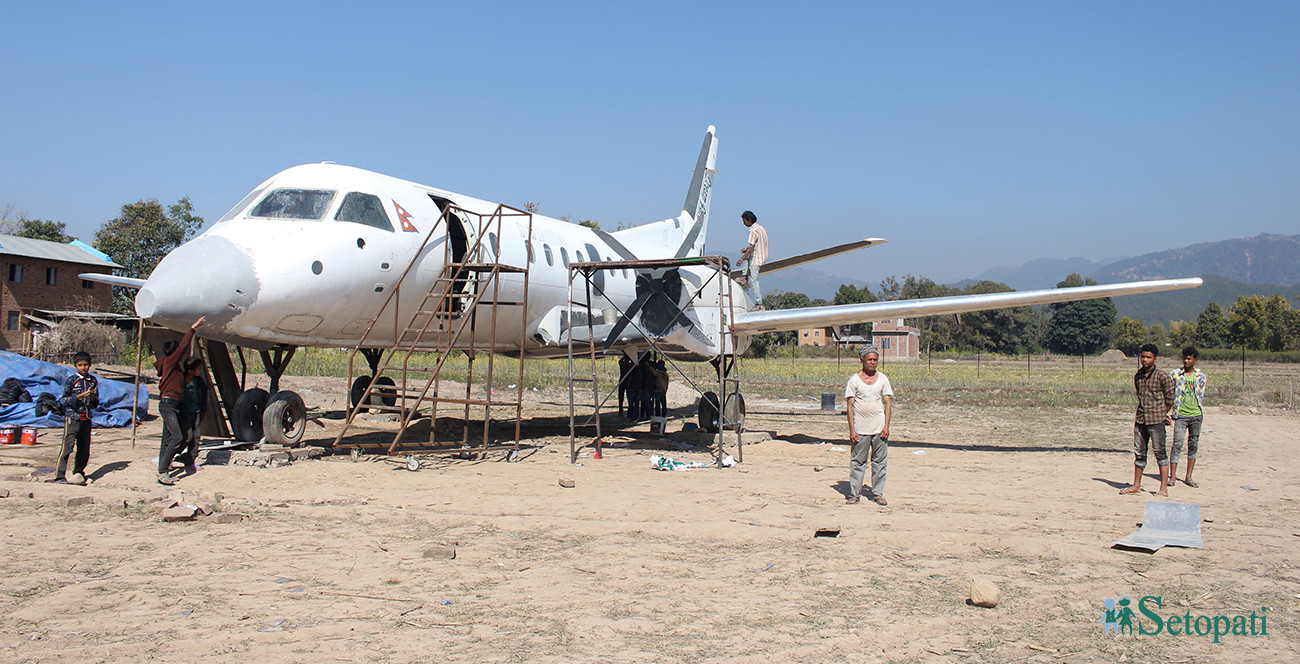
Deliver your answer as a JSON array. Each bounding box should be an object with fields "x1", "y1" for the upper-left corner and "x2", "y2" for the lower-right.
[
  {"x1": 349, "y1": 376, "x2": 372, "y2": 409},
  {"x1": 370, "y1": 376, "x2": 397, "y2": 408},
  {"x1": 698, "y1": 391, "x2": 721, "y2": 433},
  {"x1": 232, "y1": 388, "x2": 270, "y2": 442},
  {"x1": 723, "y1": 393, "x2": 746, "y2": 433},
  {"x1": 264, "y1": 391, "x2": 307, "y2": 447}
]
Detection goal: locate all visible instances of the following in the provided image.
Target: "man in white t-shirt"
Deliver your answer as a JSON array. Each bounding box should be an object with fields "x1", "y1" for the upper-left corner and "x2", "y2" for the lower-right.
[
  {"x1": 844, "y1": 344, "x2": 893, "y2": 505},
  {"x1": 738, "y1": 210, "x2": 768, "y2": 309}
]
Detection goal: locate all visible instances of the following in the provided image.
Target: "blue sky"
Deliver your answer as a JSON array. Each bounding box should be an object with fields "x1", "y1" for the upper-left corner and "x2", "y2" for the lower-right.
[{"x1": 3, "y1": 1, "x2": 1297, "y2": 286}]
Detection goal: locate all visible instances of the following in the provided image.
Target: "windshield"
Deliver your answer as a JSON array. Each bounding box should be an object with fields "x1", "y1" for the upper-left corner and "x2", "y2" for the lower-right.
[
  {"x1": 335, "y1": 192, "x2": 393, "y2": 231},
  {"x1": 250, "y1": 189, "x2": 336, "y2": 220},
  {"x1": 218, "y1": 187, "x2": 265, "y2": 223}
]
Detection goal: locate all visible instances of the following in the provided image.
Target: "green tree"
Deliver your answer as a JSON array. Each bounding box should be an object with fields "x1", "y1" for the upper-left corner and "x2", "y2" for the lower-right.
[
  {"x1": 577, "y1": 219, "x2": 600, "y2": 230},
  {"x1": 1227, "y1": 295, "x2": 1268, "y2": 350},
  {"x1": 1195, "y1": 302, "x2": 1229, "y2": 348},
  {"x1": 1113, "y1": 317, "x2": 1147, "y2": 356},
  {"x1": 832, "y1": 283, "x2": 877, "y2": 335},
  {"x1": 1262, "y1": 294, "x2": 1293, "y2": 352},
  {"x1": 1147, "y1": 323, "x2": 1167, "y2": 350},
  {"x1": 1168, "y1": 320, "x2": 1197, "y2": 350},
  {"x1": 1044, "y1": 274, "x2": 1116, "y2": 355},
  {"x1": 953, "y1": 281, "x2": 1043, "y2": 354},
  {"x1": 14, "y1": 218, "x2": 75, "y2": 243},
  {"x1": 897, "y1": 275, "x2": 959, "y2": 350},
  {"x1": 93, "y1": 196, "x2": 203, "y2": 312}
]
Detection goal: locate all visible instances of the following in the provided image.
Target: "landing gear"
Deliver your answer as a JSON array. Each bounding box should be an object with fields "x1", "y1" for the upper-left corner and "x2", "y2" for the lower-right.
[
  {"x1": 697, "y1": 391, "x2": 746, "y2": 434},
  {"x1": 348, "y1": 349, "x2": 395, "y2": 409},
  {"x1": 264, "y1": 391, "x2": 306, "y2": 446},
  {"x1": 228, "y1": 345, "x2": 307, "y2": 446}
]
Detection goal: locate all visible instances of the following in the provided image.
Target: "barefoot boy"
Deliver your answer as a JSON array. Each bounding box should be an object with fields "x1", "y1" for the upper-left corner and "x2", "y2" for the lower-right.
[{"x1": 1121, "y1": 344, "x2": 1176, "y2": 496}]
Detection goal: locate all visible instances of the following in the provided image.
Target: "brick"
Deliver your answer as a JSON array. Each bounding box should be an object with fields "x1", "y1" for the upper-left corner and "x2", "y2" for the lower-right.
[
  {"x1": 558, "y1": 478, "x2": 576, "y2": 488},
  {"x1": 210, "y1": 512, "x2": 247, "y2": 524},
  {"x1": 0, "y1": 488, "x2": 9, "y2": 498},
  {"x1": 162, "y1": 506, "x2": 198, "y2": 522},
  {"x1": 62, "y1": 495, "x2": 94, "y2": 507},
  {"x1": 195, "y1": 500, "x2": 217, "y2": 516},
  {"x1": 422, "y1": 546, "x2": 457, "y2": 559}
]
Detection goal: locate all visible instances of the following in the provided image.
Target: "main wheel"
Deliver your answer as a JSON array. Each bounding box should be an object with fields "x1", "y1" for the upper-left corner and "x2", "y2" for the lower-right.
[
  {"x1": 370, "y1": 375, "x2": 397, "y2": 408},
  {"x1": 698, "y1": 391, "x2": 720, "y2": 433},
  {"x1": 349, "y1": 375, "x2": 372, "y2": 409},
  {"x1": 264, "y1": 390, "x2": 306, "y2": 447},
  {"x1": 723, "y1": 393, "x2": 747, "y2": 433},
  {"x1": 232, "y1": 388, "x2": 269, "y2": 442}
]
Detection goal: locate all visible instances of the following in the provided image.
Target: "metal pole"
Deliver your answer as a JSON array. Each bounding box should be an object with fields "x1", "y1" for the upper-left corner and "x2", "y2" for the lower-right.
[{"x1": 131, "y1": 318, "x2": 144, "y2": 449}]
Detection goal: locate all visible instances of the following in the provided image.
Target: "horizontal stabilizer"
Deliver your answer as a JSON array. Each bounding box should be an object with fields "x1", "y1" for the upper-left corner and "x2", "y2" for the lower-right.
[
  {"x1": 731, "y1": 238, "x2": 887, "y2": 278},
  {"x1": 78, "y1": 273, "x2": 146, "y2": 289},
  {"x1": 733, "y1": 278, "x2": 1203, "y2": 335}
]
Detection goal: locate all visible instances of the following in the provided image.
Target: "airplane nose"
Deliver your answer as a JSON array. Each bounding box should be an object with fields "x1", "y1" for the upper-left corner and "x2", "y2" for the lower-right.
[{"x1": 135, "y1": 236, "x2": 260, "y2": 329}]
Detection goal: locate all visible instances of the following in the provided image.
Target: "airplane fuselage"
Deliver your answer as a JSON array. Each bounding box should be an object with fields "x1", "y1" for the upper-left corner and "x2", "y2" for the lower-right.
[{"x1": 138, "y1": 162, "x2": 743, "y2": 360}]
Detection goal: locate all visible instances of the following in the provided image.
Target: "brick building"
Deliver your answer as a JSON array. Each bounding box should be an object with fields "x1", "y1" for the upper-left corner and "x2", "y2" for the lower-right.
[
  {"x1": 0, "y1": 235, "x2": 120, "y2": 353},
  {"x1": 797, "y1": 326, "x2": 835, "y2": 347},
  {"x1": 870, "y1": 318, "x2": 921, "y2": 361}
]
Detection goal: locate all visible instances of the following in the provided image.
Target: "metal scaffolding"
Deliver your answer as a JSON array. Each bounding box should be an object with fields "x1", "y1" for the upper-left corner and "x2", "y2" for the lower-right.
[{"x1": 565, "y1": 255, "x2": 745, "y2": 465}]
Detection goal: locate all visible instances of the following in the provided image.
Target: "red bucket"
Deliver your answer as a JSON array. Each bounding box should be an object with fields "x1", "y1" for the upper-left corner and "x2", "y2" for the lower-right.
[
  {"x1": 20, "y1": 426, "x2": 38, "y2": 445},
  {"x1": 0, "y1": 426, "x2": 15, "y2": 444}
]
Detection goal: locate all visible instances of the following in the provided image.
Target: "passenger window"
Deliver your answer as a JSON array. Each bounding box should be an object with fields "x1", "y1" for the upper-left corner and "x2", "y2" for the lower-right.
[
  {"x1": 544, "y1": 244, "x2": 554, "y2": 266},
  {"x1": 560, "y1": 248, "x2": 570, "y2": 267},
  {"x1": 575, "y1": 251, "x2": 584, "y2": 263},
  {"x1": 488, "y1": 233, "x2": 499, "y2": 257},
  {"x1": 251, "y1": 189, "x2": 336, "y2": 220},
  {"x1": 527, "y1": 241, "x2": 535, "y2": 263},
  {"x1": 334, "y1": 192, "x2": 393, "y2": 231}
]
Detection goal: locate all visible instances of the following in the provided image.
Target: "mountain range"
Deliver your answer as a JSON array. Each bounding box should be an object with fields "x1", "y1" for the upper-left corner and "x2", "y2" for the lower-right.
[{"x1": 762, "y1": 233, "x2": 1300, "y2": 325}]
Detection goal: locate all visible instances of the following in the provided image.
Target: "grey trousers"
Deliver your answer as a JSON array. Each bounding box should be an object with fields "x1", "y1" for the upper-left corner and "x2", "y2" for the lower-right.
[
  {"x1": 1170, "y1": 414, "x2": 1203, "y2": 464},
  {"x1": 849, "y1": 433, "x2": 888, "y2": 498},
  {"x1": 1132, "y1": 423, "x2": 1168, "y2": 469}
]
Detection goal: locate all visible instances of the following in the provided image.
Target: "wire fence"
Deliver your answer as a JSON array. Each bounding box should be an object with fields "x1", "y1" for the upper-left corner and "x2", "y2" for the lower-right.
[{"x1": 177, "y1": 347, "x2": 1297, "y2": 410}]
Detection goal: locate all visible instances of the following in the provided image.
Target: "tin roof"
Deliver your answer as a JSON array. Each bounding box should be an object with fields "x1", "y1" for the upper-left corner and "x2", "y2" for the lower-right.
[{"x1": 0, "y1": 234, "x2": 121, "y2": 269}]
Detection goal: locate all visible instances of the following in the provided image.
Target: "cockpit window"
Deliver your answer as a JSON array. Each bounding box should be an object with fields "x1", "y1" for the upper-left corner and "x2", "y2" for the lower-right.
[
  {"x1": 334, "y1": 192, "x2": 393, "y2": 231},
  {"x1": 218, "y1": 187, "x2": 266, "y2": 223},
  {"x1": 250, "y1": 189, "x2": 336, "y2": 220}
]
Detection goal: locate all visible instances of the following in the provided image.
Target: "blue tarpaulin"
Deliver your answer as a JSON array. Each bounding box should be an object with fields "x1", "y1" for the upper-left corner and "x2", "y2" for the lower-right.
[{"x1": 0, "y1": 351, "x2": 148, "y2": 427}]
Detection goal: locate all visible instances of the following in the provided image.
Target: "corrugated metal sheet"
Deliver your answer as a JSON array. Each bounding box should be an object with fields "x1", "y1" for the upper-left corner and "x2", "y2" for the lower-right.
[{"x1": 0, "y1": 234, "x2": 121, "y2": 268}]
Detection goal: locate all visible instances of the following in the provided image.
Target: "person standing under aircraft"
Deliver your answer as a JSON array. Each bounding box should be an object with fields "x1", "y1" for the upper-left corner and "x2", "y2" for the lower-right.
[
  {"x1": 1168, "y1": 346, "x2": 1207, "y2": 488},
  {"x1": 155, "y1": 316, "x2": 204, "y2": 485},
  {"x1": 738, "y1": 210, "x2": 768, "y2": 308},
  {"x1": 175, "y1": 357, "x2": 209, "y2": 475},
  {"x1": 845, "y1": 344, "x2": 893, "y2": 506},
  {"x1": 617, "y1": 354, "x2": 634, "y2": 417},
  {"x1": 1121, "y1": 344, "x2": 1176, "y2": 497}
]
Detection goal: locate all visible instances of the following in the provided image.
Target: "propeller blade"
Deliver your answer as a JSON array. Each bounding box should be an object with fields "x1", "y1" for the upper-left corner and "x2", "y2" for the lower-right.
[{"x1": 603, "y1": 291, "x2": 652, "y2": 351}]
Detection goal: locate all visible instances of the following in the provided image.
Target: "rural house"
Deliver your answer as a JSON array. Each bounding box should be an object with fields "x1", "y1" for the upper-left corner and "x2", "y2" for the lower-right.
[
  {"x1": 870, "y1": 318, "x2": 921, "y2": 361},
  {"x1": 0, "y1": 235, "x2": 120, "y2": 353}
]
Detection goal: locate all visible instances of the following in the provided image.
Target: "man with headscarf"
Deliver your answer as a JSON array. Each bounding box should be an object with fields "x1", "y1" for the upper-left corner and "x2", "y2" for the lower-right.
[{"x1": 844, "y1": 344, "x2": 893, "y2": 505}]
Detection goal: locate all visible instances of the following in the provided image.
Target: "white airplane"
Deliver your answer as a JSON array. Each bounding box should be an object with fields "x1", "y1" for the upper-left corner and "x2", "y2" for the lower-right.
[{"x1": 86, "y1": 126, "x2": 1201, "y2": 444}]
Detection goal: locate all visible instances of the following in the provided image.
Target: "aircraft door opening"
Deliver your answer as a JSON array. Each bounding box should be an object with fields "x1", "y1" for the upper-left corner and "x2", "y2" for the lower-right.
[{"x1": 429, "y1": 195, "x2": 475, "y2": 315}]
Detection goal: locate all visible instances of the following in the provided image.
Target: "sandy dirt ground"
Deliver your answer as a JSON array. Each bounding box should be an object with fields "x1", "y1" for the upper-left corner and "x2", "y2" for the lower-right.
[{"x1": 1, "y1": 370, "x2": 1297, "y2": 663}]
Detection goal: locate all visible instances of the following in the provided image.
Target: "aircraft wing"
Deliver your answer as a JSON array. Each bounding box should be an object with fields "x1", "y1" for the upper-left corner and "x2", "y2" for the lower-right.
[
  {"x1": 732, "y1": 277, "x2": 1203, "y2": 335},
  {"x1": 730, "y1": 238, "x2": 887, "y2": 279},
  {"x1": 78, "y1": 272, "x2": 146, "y2": 289}
]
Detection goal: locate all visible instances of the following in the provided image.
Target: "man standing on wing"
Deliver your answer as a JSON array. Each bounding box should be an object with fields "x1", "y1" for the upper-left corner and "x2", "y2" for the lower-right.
[
  {"x1": 1121, "y1": 343, "x2": 1176, "y2": 497},
  {"x1": 845, "y1": 344, "x2": 893, "y2": 506},
  {"x1": 738, "y1": 210, "x2": 768, "y2": 309}
]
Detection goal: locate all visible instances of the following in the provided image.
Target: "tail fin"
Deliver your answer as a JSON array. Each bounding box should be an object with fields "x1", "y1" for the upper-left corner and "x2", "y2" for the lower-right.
[{"x1": 676, "y1": 125, "x2": 718, "y2": 257}]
